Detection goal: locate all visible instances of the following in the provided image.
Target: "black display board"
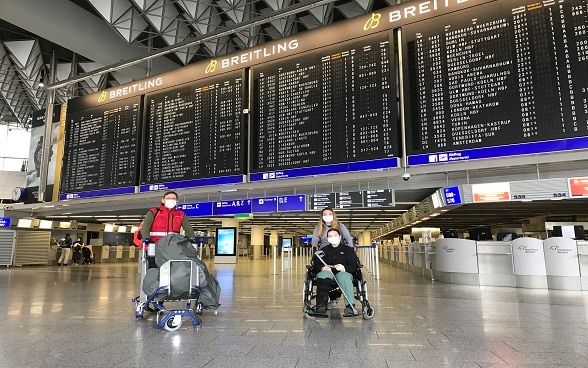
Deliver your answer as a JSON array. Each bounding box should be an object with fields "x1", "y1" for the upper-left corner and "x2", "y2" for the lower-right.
[
  {"x1": 141, "y1": 71, "x2": 245, "y2": 185},
  {"x1": 61, "y1": 97, "x2": 141, "y2": 193},
  {"x1": 404, "y1": 0, "x2": 588, "y2": 158},
  {"x1": 251, "y1": 31, "x2": 398, "y2": 173}
]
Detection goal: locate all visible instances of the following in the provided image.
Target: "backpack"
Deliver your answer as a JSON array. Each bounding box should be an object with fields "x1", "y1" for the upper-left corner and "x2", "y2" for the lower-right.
[{"x1": 133, "y1": 207, "x2": 160, "y2": 248}]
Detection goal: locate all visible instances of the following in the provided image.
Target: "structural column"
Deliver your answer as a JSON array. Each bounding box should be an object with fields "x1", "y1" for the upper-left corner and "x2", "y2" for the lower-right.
[
  {"x1": 360, "y1": 231, "x2": 372, "y2": 246},
  {"x1": 251, "y1": 225, "x2": 265, "y2": 260}
]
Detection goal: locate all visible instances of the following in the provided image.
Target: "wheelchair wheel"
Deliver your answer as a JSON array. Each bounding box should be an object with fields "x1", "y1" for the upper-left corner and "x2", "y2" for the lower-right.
[
  {"x1": 362, "y1": 305, "x2": 375, "y2": 320},
  {"x1": 164, "y1": 315, "x2": 182, "y2": 331},
  {"x1": 302, "y1": 275, "x2": 313, "y2": 313}
]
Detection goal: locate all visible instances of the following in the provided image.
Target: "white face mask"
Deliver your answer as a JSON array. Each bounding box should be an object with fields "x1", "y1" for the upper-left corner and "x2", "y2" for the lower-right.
[
  {"x1": 322, "y1": 215, "x2": 334, "y2": 223},
  {"x1": 164, "y1": 199, "x2": 177, "y2": 209},
  {"x1": 327, "y1": 236, "x2": 340, "y2": 246}
]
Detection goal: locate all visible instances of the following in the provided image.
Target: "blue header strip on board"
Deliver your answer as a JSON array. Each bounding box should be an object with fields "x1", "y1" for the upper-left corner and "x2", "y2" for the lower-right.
[
  {"x1": 59, "y1": 186, "x2": 136, "y2": 200},
  {"x1": 139, "y1": 175, "x2": 244, "y2": 192},
  {"x1": 408, "y1": 137, "x2": 588, "y2": 166},
  {"x1": 249, "y1": 157, "x2": 398, "y2": 182}
]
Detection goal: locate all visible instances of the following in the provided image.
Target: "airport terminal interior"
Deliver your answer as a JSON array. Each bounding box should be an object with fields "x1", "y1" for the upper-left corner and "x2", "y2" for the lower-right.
[{"x1": 1, "y1": 0, "x2": 588, "y2": 367}]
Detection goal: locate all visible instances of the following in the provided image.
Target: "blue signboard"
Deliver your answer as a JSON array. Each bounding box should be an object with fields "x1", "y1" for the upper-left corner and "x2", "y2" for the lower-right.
[
  {"x1": 177, "y1": 202, "x2": 213, "y2": 217},
  {"x1": 139, "y1": 174, "x2": 244, "y2": 193},
  {"x1": 443, "y1": 186, "x2": 462, "y2": 205},
  {"x1": 251, "y1": 197, "x2": 278, "y2": 213},
  {"x1": 0, "y1": 217, "x2": 11, "y2": 227},
  {"x1": 408, "y1": 137, "x2": 588, "y2": 166},
  {"x1": 213, "y1": 199, "x2": 252, "y2": 215},
  {"x1": 278, "y1": 195, "x2": 306, "y2": 212},
  {"x1": 250, "y1": 158, "x2": 398, "y2": 182},
  {"x1": 59, "y1": 186, "x2": 136, "y2": 200}
]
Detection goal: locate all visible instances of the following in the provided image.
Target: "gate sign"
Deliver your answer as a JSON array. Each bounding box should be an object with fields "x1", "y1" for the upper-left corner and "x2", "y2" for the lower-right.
[
  {"x1": 0, "y1": 217, "x2": 10, "y2": 227},
  {"x1": 568, "y1": 177, "x2": 588, "y2": 197},
  {"x1": 443, "y1": 186, "x2": 462, "y2": 205}
]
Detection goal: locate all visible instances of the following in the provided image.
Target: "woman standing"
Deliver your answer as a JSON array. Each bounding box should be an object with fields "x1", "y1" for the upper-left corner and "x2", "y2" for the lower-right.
[{"x1": 311, "y1": 208, "x2": 354, "y2": 249}]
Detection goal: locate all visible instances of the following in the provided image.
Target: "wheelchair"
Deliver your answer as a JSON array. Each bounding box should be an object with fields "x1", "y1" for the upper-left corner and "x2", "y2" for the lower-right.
[{"x1": 302, "y1": 260, "x2": 375, "y2": 320}]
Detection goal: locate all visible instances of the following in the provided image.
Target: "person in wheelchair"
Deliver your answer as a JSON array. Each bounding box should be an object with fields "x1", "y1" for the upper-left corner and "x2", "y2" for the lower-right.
[{"x1": 312, "y1": 228, "x2": 359, "y2": 317}]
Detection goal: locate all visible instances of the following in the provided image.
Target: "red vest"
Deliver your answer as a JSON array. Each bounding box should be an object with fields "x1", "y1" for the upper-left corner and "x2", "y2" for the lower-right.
[{"x1": 149, "y1": 205, "x2": 185, "y2": 242}]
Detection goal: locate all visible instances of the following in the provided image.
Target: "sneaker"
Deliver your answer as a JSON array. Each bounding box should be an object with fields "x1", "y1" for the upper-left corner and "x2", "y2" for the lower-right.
[
  {"x1": 343, "y1": 305, "x2": 358, "y2": 317},
  {"x1": 314, "y1": 304, "x2": 327, "y2": 314}
]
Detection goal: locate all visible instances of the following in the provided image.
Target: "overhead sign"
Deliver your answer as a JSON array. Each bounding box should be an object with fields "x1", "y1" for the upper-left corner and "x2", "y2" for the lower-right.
[
  {"x1": 309, "y1": 193, "x2": 336, "y2": 210},
  {"x1": 251, "y1": 197, "x2": 278, "y2": 213},
  {"x1": 0, "y1": 217, "x2": 11, "y2": 227},
  {"x1": 443, "y1": 186, "x2": 462, "y2": 205},
  {"x1": 277, "y1": 195, "x2": 306, "y2": 212},
  {"x1": 509, "y1": 178, "x2": 569, "y2": 201},
  {"x1": 568, "y1": 177, "x2": 588, "y2": 197},
  {"x1": 177, "y1": 202, "x2": 213, "y2": 217},
  {"x1": 213, "y1": 200, "x2": 252, "y2": 216},
  {"x1": 472, "y1": 182, "x2": 511, "y2": 202}
]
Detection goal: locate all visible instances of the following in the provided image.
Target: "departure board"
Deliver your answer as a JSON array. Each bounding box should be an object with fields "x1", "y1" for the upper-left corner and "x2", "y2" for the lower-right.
[
  {"x1": 405, "y1": 0, "x2": 588, "y2": 164},
  {"x1": 251, "y1": 32, "x2": 398, "y2": 174},
  {"x1": 61, "y1": 97, "x2": 140, "y2": 194},
  {"x1": 142, "y1": 72, "x2": 245, "y2": 187}
]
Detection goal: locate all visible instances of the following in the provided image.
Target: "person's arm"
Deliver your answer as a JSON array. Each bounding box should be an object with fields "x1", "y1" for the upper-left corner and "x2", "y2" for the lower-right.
[
  {"x1": 339, "y1": 223, "x2": 354, "y2": 248},
  {"x1": 344, "y1": 247, "x2": 359, "y2": 274},
  {"x1": 181, "y1": 215, "x2": 195, "y2": 238},
  {"x1": 311, "y1": 225, "x2": 320, "y2": 247},
  {"x1": 140, "y1": 210, "x2": 155, "y2": 239}
]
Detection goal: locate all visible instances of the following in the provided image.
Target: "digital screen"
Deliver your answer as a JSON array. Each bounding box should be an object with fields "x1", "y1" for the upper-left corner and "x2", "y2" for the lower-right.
[
  {"x1": 61, "y1": 97, "x2": 140, "y2": 194},
  {"x1": 251, "y1": 31, "x2": 398, "y2": 174},
  {"x1": 142, "y1": 71, "x2": 245, "y2": 188},
  {"x1": 282, "y1": 238, "x2": 292, "y2": 248},
  {"x1": 404, "y1": 0, "x2": 588, "y2": 164},
  {"x1": 0, "y1": 217, "x2": 10, "y2": 227},
  {"x1": 364, "y1": 190, "x2": 394, "y2": 207},
  {"x1": 336, "y1": 192, "x2": 364, "y2": 209},
  {"x1": 215, "y1": 227, "x2": 237, "y2": 256},
  {"x1": 309, "y1": 193, "x2": 336, "y2": 210}
]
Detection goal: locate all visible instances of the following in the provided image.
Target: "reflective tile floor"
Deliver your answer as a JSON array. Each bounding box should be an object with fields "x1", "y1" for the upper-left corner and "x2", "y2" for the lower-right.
[{"x1": 1, "y1": 256, "x2": 588, "y2": 368}]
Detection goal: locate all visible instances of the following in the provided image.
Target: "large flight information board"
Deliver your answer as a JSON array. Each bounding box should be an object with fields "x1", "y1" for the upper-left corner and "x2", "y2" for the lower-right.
[
  {"x1": 405, "y1": 0, "x2": 588, "y2": 165},
  {"x1": 141, "y1": 72, "x2": 245, "y2": 191},
  {"x1": 251, "y1": 32, "x2": 398, "y2": 180},
  {"x1": 60, "y1": 97, "x2": 141, "y2": 198}
]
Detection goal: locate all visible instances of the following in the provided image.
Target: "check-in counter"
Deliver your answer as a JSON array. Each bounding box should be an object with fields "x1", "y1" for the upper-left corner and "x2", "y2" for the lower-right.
[
  {"x1": 433, "y1": 238, "x2": 479, "y2": 285},
  {"x1": 477, "y1": 241, "x2": 515, "y2": 287},
  {"x1": 544, "y1": 237, "x2": 581, "y2": 290},
  {"x1": 579, "y1": 241, "x2": 588, "y2": 290},
  {"x1": 512, "y1": 237, "x2": 547, "y2": 289},
  {"x1": 387, "y1": 237, "x2": 584, "y2": 290}
]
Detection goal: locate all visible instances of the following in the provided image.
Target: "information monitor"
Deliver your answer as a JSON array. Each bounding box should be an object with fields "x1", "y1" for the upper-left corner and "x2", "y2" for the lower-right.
[
  {"x1": 251, "y1": 31, "x2": 398, "y2": 174},
  {"x1": 404, "y1": 0, "x2": 588, "y2": 164}
]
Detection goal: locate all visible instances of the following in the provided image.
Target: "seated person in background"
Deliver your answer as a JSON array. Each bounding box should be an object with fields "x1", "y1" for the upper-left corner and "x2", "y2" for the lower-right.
[
  {"x1": 312, "y1": 228, "x2": 359, "y2": 317},
  {"x1": 72, "y1": 237, "x2": 84, "y2": 265}
]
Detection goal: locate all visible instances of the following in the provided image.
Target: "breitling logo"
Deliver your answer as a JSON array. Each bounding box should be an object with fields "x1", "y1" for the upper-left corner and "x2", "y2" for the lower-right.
[
  {"x1": 363, "y1": 13, "x2": 381, "y2": 31},
  {"x1": 205, "y1": 60, "x2": 217, "y2": 74},
  {"x1": 98, "y1": 91, "x2": 107, "y2": 103}
]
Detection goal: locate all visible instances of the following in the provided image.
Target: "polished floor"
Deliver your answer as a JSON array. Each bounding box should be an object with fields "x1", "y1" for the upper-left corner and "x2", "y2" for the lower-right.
[{"x1": 1, "y1": 255, "x2": 588, "y2": 368}]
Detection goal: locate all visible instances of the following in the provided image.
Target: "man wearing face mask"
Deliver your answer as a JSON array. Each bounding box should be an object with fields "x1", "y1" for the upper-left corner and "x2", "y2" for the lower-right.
[
  {"x1": 140, "y1": 191, "x2": 195, "y2": 269},
  {"x1": 312, "y1": 228, "x2": 359, "y2": 317},
  {"x1": 311, "y1": 207, "x2": 354, "y2": 250}
]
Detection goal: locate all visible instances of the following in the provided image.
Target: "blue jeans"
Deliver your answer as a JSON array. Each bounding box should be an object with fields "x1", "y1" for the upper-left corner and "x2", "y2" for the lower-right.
[{"x1": 316, "y1": 270, "x2": 354, "y2": 306}]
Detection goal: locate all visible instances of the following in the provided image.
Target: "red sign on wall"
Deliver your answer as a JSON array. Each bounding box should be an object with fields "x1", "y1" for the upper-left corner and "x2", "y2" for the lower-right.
[{"x1": 568, "y1": 178, "x2": 588, "y2": 197}]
